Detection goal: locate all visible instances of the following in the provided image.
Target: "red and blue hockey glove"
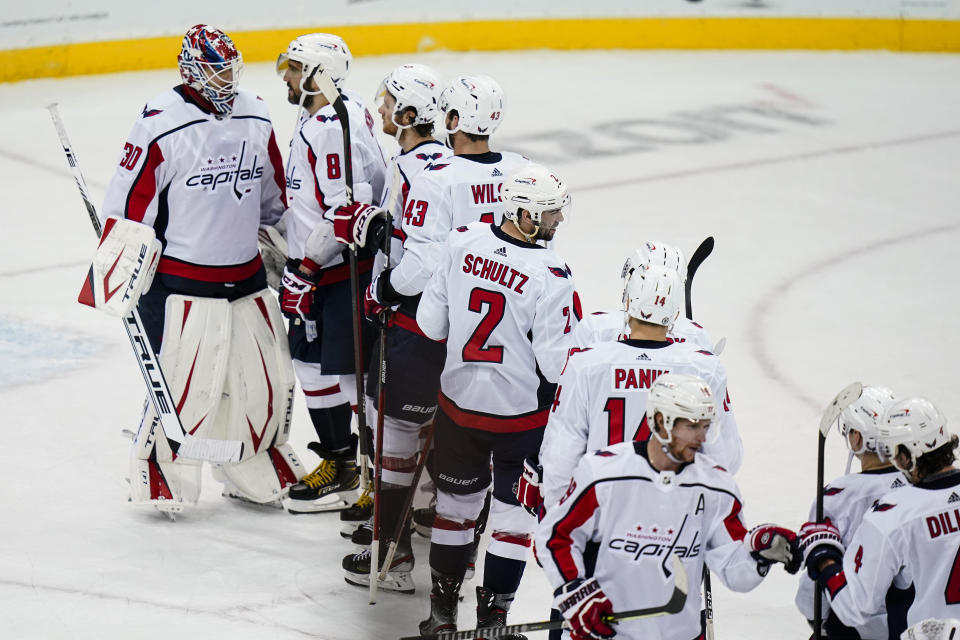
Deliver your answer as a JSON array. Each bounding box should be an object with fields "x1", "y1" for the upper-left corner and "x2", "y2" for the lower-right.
[
  {"x1": 333, "y1": 202, "x2": 388, "y2": 249},
  {"x1": 747, "y1": 523, "x2": 801, "y2": 574},
  {"x1": 516, "y1": 457, "x2": 544, "y2": 518},
  {"x1": 555, "y1": 577, "x2": 616, "y2": 640},
  {"x1": 279, "y1": 260, "x2": 317, "y2": 322},
  {"x1": 798, "y1": 519, "x2": 844, "y2": 580}
]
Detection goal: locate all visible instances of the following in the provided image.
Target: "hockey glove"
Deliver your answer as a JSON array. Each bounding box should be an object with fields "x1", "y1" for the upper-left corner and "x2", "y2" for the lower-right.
[
  {"x1": 333, "y1": 202, "x2": 388, "y2": 250},
  {"x1": 798, "y1": 519, "x2": 844, "y2": 580},
  {"x1": 364, "y1": 270, "x2": 401, "y2": 323},
  {"x1": 279, "y1": 260, "x2": 317, "y2": 322},
  {"x1": 516, "y1": 457, "x2": 544, "y2": 518},
  {"x1": 555, "y1": 577, "x2": 616, "y2": 640},
  {"x1": 747, "y1": 523, "x2": 801, "y2": 574},
  {"x1": 902, "y1": 618, "x2": 960, "y2": 640}
]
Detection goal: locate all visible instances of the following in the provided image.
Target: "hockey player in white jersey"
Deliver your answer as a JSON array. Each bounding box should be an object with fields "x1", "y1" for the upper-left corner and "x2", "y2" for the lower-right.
[
  {"x1": 800, "y1": 397, "x2": 960, "y2": 637},
  {"x1": 537, "y1": 373, "x2": 799, "y2": 640},
  {"x1": 89, "y1": 24, "x2": 302, "y2": 513},
  {"x1": 333, "y1": 74, "x2": 526, "y2": 591},
  {"x1": 273, "y1": 33, "x2": 388, "y2": 513},
  {"x1": 531, "y1": 254, "x2": 744, "y2": 519},
  {"x1": 410, "y1": 163, "x2": 579, "y2": 637},
  {"x1": 570, "y1": 242, "x2": 714, "y2": 351},
  {"x1": 795, "y1": 385, "x2": 904, "y2": 638}
]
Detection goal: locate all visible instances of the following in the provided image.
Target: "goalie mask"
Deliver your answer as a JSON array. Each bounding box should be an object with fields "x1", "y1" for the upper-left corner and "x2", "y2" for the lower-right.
[
  {"x1": 877, "y1": 396, "x2": 950, "y2": 473},
  {"x1": 178, "y1": 25, "x2": 243, "y2": 116},
  {"x1": 501, "y1": 163, "x2": 571, "y2": 242},
  {"x1": 622, "y1": 263, "x2": 682, "y2": 328},
  {"x1": 439, "y1": 75, "x2": 505, "y2": 137},
  {"x1": 838, "y1": 385, "x2": 898, "y2": 457},
  {"x1": 647, "y1": 373, "x2": 716, "y2": 446},
  {"x1": 375, "y1": 63, "x2": 442, "y2": 131},
  {"x1": 276, "y1": 33, "x2": 352, "y2": 94},
  {"x1": 621, "y1": 241, "x2": 687, "y2": 284}
]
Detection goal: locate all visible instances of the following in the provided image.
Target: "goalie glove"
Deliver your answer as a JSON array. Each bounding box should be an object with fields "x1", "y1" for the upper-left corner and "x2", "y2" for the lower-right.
[
  {"x1": 747, "y1": 523, "x2": 801, "y2": 575},
  {"x1": 554, "y1": 577, "x2": 615, "y2": 640},
  {"x1": 798, "y1": 519, "x2": 844, "y2": 581},
  {"x1": 516, "y1": 457, "x2": 544, "y2": 518},
  {"x1": 332, "y1": 202, "x2": 388, "y2": 250},
  {"x1": 279, "y1": 260, "x2": 317, "y2": 323}
]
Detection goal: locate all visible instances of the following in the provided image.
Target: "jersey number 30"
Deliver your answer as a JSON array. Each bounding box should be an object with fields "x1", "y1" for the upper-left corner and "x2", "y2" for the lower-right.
[{"x1": 462, "y1": 288, "x2": 505, "y2": 363}]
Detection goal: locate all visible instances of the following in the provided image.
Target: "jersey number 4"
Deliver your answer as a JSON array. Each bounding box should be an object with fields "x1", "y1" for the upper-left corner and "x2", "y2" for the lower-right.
[
  {"x1": 947, "y1": 546, "x2": 960, "y2": 605},
  {"x1": 604, "y1": 397, "x2": 650, "y2": 446},
  {"x1": 462, "y1": 288, "x2": 505, "y2": 363}
]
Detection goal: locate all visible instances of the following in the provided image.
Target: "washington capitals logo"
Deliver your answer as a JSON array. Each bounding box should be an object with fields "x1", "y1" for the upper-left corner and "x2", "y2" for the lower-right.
[
  {"x1": 141, "y1": 105, "x2": 163, "y2": 118},
  {"x1": 427, "y1": 163, "x2": 450, "y2": 171},
  {"x1": 416, "y1": 152, "x2": 443, "y2": 161},
  {"x1": 548, "y1": 265, "x2": 572, "y2": 279},
  {"x1": 871, "y1": 500, "x2": 897, "y2": 512},
  {"x1": 824, "y1": 487, "x2": 844, "y2": 496},
  {"x1": 594, "y1": 451, "x2": 616, "y2": 457},
  {"x1": 317, "y1": 114, "x2": 341, "y2": 123}
]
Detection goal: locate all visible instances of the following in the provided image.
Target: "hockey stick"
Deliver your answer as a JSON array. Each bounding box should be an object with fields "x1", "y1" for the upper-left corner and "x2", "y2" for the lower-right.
[
  {"x1": 813, "y1": 381, "x2": 863, "y2": 639},
  {"x1": 685, "y1": 236, "x2": 714, "y2": 321},
  {"x1": 682, "y1": 236, "x2": 716, "y2": 639},
  {"x1": 378, "y1": 422, "x2": 433, "y2": 583},
  {"x1": 400, "y1": 554, "x2": 687, "y2": 640},
  {"x1": 309, "y1": 69, "x2": 381, "y2": 602},
  {"x1": 47, "y1": 103, "x2": 243, "y2": 464}
]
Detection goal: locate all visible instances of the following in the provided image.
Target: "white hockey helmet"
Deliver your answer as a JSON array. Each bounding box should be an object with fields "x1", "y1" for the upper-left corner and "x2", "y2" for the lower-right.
[
  {"x1": 276, "y1": 33, "x2": 352, "y2": 90},
  {"x1": 439, "y1": 75, "x2": 505, "y2": 136},
  {"x1": 838, "y1": 385, "x2": 898, "y2": 456},
  {"x1": 646, "y1": 373, "x2": 716, "y2": 445},
  {"x1": 501, "y1": 162, "x2": 570, "y2": 237},
  {"x1": 622, "y1": 241, "x2": 687, "y2": 284},
  {"x1": 622, "y1": 263, "x2": 682, "y2": 328},
  {"x1": 876, "y1": 397, "x2": 951, "y2": 473},
  {"x1": 177, "y1": 25, "x2": 243, "y2": 116},
  {"x1": 376, "y1": 63, "x2": 442, "y2": 128}
]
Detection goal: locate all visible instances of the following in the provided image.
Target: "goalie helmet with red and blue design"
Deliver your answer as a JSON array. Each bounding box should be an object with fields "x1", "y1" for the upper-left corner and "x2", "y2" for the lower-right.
[{"x1": 177, "y1": 24, "x2": 243, "y2": 116}]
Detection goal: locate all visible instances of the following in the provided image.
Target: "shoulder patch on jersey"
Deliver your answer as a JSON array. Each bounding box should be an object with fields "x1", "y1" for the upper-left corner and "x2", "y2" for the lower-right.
[
  {"x1": 549, "y1": 266, "x2": 572, "y2": 279},
  {"x1": 416, "y1": 152, "x2": 443, "y2": 161},
  {"x1": 427, "y1": 163, "x2": 450, "y2": 171},
  {"x1": 870, "y1": 500, "x2": 897, "y2": 512},
  {"x1": 316, "y1": 114, "x2": 340, "y2": 123},
  {"x1": 594, "y1": 450, "x2": 616, "y2": 457},
  {"x1": 712, "y1": 464, "x2": 727, "y2": 472},
  {"x1": 456, "y1": 226, "x2": 469, "y2": 232},
  {"x1": 691, "y1": 321, "x2": 703, "y2": 328},
  {"x1": 141, "y1": 105, "x2": 163, "y2": 118},
  {"x1": 824, "y1": 486, "x2": 844, "y2": 496},
  {"x1": 696, "y1": 349, "x2": 714, "y2": 356}
]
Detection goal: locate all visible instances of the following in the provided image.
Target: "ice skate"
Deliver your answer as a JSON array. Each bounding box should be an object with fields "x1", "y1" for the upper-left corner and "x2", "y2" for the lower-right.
[
  {"x1": 418, "y1": 571, "x2": 462, "y2": 634},
  {"x1": 339, "y1": 485, "x2": 373, "y2": 537},
  {"x1": 284, "y1": 438, "x2": 359, "y2": 514},
  {"x1": 475, "y1": 586, "x2": 528, "y2": 640},
  {"x1": 342, "y1": 543, "x2": 415, "y2": 594}
]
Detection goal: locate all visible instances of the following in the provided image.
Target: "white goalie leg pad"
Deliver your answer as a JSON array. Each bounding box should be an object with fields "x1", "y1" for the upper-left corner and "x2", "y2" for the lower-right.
[
  {"x1": 78, "y1": 217, "x2": 162, "y2": 317},
  {"x1": 433, "y1": 489, "x2": 487, "y2": 547},
  {"x1": 487, "y1": 497, "x2": 535, "y2": 561},
  {"x1": 128, "y1": 405, "x2": 201, "y2": 510},
  {"x1": 208, "y1": 290, "x2": 297, "y2": 453},
  {"x1": 214, "y1": 442, "x2": 305, "y2": 503},
  {"x1": 294, "y1": 360, "x2": 348, "y2": 409}
]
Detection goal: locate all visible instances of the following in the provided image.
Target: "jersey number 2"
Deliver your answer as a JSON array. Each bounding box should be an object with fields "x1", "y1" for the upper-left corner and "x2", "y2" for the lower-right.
[{"x1": 462, "y1": 288, "x2": 505, "y2": 363}]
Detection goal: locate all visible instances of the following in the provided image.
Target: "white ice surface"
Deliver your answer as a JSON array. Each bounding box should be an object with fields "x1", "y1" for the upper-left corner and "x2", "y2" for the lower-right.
[{"x1": 1, "y1": 49, "x2": 959, "y2": 639}]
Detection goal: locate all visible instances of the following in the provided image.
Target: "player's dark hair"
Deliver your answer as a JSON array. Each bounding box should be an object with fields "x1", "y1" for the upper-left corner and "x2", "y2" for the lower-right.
[
  {"x1": 905, "y1": 434, "x2": 959, "y2": 479},
  {"x1": 445, "y1": 109, "x2": 489, "y2": 143},
  {"x1": 398, "y1": 107, "x2": 434, "y2": 137}
]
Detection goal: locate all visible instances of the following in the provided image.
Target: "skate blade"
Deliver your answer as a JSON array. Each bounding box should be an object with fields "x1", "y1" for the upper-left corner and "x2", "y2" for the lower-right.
[
  {"x1": 222, "y1": 492, "x2": 284, "y2": 509},
  {"x1": 344, "y1": 571, "x2": 416, "y2": 595},
  {"x1": 283, "y1": 492, "x2": 353, "y2": 514}
]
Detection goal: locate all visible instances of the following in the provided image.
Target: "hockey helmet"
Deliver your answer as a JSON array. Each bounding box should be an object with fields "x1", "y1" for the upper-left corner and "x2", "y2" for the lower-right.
[
  {"x1": 439, "y1": 75, "x2": 505, "y2": 136},
  {"x1": 177, "y1": 24, "x2": 243, "y2": 116},
  {"x1": 838, "y1": 385, "x2": 898, "y2": 456},
  {"x1": 375, "y1": 63, "x2": 442, "y2": 128},
  {"x1": 277, "y1": 33, "x2": 351, "y2": 91},
  {"x1": 877, "y1": 397, "x2": 951, "y2": 473},
  {"x1": 646, "y1": 373, "x2": 716, "y2": 445}
]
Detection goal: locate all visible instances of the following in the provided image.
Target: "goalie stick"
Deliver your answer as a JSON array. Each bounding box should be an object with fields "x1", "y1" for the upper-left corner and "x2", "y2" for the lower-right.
[
  {"x1": 685, "y1": 236, "x2": 714, "y2": 321},
  {"x1": 400, "y1": 554, "x2": 688, "y2": 640},
  {"x1": 46, "y1": 103, "x2": 243, "y2": 464},
  {"x1": 813, "y1": 381, "x2": 863, "y2": 639}
]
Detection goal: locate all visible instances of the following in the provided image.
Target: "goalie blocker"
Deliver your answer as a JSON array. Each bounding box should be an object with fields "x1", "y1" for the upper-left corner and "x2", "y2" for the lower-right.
[
  {"x1": 78, "y1": 217, "x2": 162, "y2": 317},
  {"x1": 128, "y1": 289, "x2": 305, "y2": 514}
]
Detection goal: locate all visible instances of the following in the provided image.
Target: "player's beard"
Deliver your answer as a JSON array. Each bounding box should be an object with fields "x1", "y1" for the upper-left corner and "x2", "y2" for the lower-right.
[
  {"x1": 287, "y1": 84, "x2": 314, "y2": 109},
  {"x1": 537, "y1": 225, "x2": 558, "y2": 242}
]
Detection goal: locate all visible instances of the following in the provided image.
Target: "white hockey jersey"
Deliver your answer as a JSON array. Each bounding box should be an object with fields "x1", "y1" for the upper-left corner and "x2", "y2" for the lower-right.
[
  {"x1": 824, "y1": 472, "x2": 960, "y2": 635},
  {"x1": 571, "y1": 311, "x2": 714, "y2": 351},
  {"x1": 284, "y1": 91, "x2": 387, "y2": 266},
  {"x1": 795, "y1": 467, "x2": 906, "y2": 637},
  {"x1": 372, "y1": 140, "x2": 452, "y2": 280},
  {"x1": 102, "y1": 87, "x2": 286, "y2": 282},
  {"x1": 536, "y1": 441, "x2": 766, "y2": 640},
  {"x1": 417, "y1": 221, "x2": 580, "y2": 428},
  {"x1": 389, "y1": 150, "x2": 528, "y2": 298},
  {"x1": 539, "y1": 338, "x2": 743, "y2": 507}
]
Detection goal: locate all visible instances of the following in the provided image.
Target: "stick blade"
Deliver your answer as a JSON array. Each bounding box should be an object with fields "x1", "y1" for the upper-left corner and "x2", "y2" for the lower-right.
[
  {"x1": 819, "y1": 382, "x2": 863, "y2": 437},
  {"x1": 178, "y1": 435, "x2": 245, "y2": 463}
]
